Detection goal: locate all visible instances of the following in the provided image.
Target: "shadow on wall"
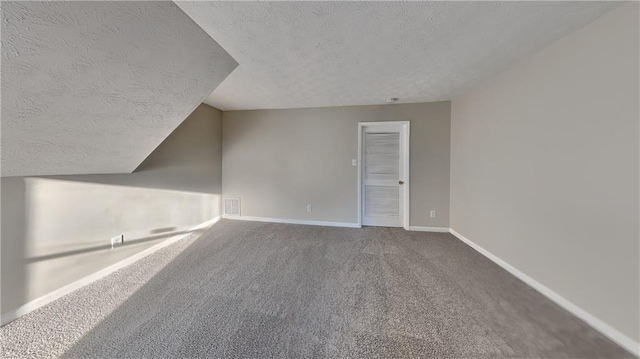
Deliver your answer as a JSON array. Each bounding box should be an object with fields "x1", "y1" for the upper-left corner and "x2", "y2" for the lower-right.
[
  {"x1": 1, "y1": 103, "x2": 224, "y2": 320},
  {"x1": 0, "y1": 175, "x2": 220, "y2": 318}
]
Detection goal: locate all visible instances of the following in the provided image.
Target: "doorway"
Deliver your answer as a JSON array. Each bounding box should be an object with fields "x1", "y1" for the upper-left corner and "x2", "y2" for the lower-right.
[{"x1": 358, "y1": 121, "x2": 410, "y2": 229}]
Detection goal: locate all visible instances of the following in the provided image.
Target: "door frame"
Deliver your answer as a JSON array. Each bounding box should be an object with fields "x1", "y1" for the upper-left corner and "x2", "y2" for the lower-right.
[{"x1": 357, "y1": 121, "x2": 410, "y2": 230}]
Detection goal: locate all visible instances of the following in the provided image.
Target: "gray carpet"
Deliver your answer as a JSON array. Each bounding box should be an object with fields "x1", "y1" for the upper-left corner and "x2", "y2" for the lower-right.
[{"x1": 1, "y1": 220, "x2": 632, "y2": 358}]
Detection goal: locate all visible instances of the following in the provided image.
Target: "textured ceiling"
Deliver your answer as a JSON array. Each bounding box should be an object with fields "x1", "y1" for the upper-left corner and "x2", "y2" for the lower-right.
[
  {"x1": 1, "y1": 1, "x2": 237, "y2": 177},
  {"x1": 176, "y1": 1, "x2": 618, "y2": 111}
]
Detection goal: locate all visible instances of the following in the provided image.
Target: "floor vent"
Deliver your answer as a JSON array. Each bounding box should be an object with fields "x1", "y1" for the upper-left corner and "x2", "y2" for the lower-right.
[{"x1": 224, "y1": 198, "x2": 241, "y2": 216}]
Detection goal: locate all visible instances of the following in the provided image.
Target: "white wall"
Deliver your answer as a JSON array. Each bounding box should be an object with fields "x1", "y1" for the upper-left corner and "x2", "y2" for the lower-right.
[
  {"x1": 1, "y1": 104, "x2": 223, "y2": 316},
  {"x1": 222, "y1": 102, "x2": 451, "y2": 228},
  {"x1": 450, "y1": 3, "x2": 639, "y2": 345}
]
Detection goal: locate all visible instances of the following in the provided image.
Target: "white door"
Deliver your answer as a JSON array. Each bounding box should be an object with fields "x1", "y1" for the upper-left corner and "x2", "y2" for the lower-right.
[{"x1": 359, "y1": 122, "x2": 409, "y2": 228}]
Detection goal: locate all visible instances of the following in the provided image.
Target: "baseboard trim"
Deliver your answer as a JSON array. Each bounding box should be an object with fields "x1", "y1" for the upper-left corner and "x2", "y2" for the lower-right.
[
  {"x1": 223, "y1": 216, "x2": 452, "y2": 232},
  {"x1": 222, "y1": 215, "x2": 361, "y2": 228},
  {"x1": 0, "y1": 216, "x2": 221, "y2": 327},
  {"x1": 407, "y1": 226, "x2": 450, "y2": 233},
  {"x1": 449, "y1": 228, "x2": 639, "y2": 357}
]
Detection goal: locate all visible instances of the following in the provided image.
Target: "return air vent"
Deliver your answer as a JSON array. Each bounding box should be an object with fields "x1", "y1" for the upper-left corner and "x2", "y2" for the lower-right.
[{"x1": 224, "y1": 198, "x2": 241, "y2": 216}]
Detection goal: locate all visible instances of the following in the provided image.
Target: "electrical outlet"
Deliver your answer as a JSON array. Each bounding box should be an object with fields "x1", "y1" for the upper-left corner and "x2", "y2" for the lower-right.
[
  {"x1": 430, "y1": 210, "x2": 436, "y2": 218},
  {"x1": 111, "y1": 234, "x2": 124, "y2": 249},
  {"x1": 352, "y1": 159, "x2": 357, "y2": 166},
  {"x1": 307, "y1": 204, "x2": 312, "y2": 212}
]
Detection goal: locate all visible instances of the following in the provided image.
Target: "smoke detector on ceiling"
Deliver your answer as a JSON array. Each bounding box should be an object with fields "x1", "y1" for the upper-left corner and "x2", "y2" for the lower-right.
[{"x1": 386, "y1": 97, "x2": 399, "y2": 103}]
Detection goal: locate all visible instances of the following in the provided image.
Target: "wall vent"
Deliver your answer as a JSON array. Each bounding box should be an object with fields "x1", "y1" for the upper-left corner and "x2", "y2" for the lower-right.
[{"x1": 224, "y1": 198, "x2": 241, "y2": 216}]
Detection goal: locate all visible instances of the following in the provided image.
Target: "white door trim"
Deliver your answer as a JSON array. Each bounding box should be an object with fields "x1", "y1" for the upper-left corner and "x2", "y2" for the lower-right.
[{"x1": 357, "y1": 121, "x2": 410, "y2": 230}]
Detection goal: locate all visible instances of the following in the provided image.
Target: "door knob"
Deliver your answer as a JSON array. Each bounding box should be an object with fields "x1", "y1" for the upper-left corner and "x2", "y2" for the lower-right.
[{"x1": 399, "y1": 180, "x2": 405, "y2": 185}]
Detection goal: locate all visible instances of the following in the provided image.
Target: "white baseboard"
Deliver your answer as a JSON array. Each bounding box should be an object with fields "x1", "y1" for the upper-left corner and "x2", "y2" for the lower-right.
[
  {"x1": 0, "y1": 216, "x2": 221, "y2": 327},
  {"x1": 224, "y1": 216, "x2": 451, "y2": 233},
  {"x1": 407, "y1": 226, "x2": 450, "y2": 233},
  {"x1": 449, "y1": 228, "x2": 639, "y2": 357},
  {"x1": 8, "y1": 217, "x2": 634, "y2": 355},
  {"x1": 222, "y1": 215, "x2": 361, "y2": 228}
]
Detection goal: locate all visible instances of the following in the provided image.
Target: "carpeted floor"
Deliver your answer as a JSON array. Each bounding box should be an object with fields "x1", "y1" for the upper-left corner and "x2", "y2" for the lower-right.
[{"x1": 1, "y1": 219, "x2": 633, "y2": 358}]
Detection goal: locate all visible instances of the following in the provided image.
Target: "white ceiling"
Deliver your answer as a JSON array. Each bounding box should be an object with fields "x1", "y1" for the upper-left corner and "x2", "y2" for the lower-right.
[
  {"x1": 176, "y1": 1, "x2": 618, "y2": 111},
  {"x1": 1, "y1": 1, "x2": 237, "y2": 177}
]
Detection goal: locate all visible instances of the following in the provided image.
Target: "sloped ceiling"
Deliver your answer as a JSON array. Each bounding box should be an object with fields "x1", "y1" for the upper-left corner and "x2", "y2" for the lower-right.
[
  {"x1": 1, "y1": 1, "x2": 237, "y2": 177},
  {"x1": 175, "y1": 1, "x2": 618, "y2": 111}
]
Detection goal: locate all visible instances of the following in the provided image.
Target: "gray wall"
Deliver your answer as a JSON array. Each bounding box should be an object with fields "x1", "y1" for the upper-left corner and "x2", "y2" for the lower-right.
[
  {"x1": 450, "y1": 4, "x2": 639, "y2": 342},
  {"x1": 1, "y1": 104, "x2": 223, "y2": 316},
  {"x1": 222, "y1": 102, "x2": 451, "y2": 227}
]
